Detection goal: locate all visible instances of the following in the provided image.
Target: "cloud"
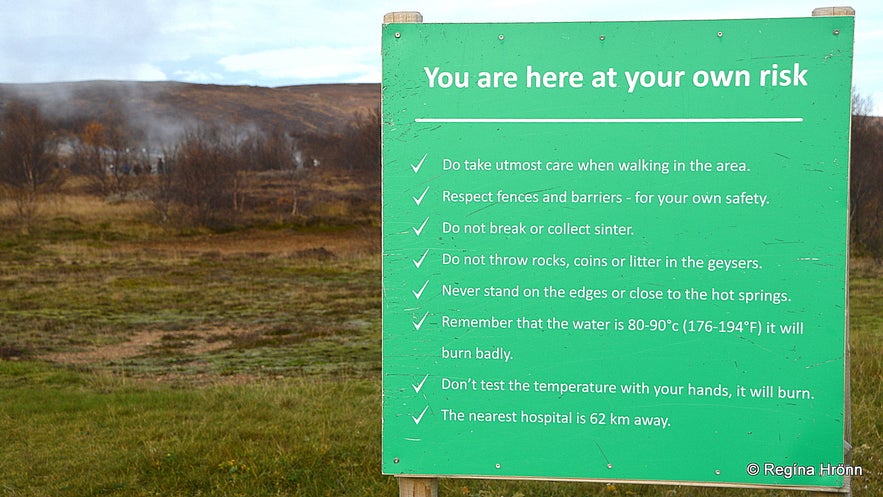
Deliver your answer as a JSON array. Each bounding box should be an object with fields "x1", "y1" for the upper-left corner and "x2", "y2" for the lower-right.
[
  {"x1": 129, "y1": 63, "x2": 169, "y2": 81},
  {"x1": 173, "y1": 69, "x2": 225, "y2": 83},
  {"x1": 0, "y1": 59, "x2": 166, "y2": 84},
  {"x1": 0, "y1": 0, "x2": 880, "y2": 101},
  {"x1": 160, "y1": 20, "x2": 236, "y2": 35},
  {"x1": 218, "y1": 45, "x2": 378, "y2": 83},
  {"x1": 0, "y1": 0, "x2": 172, "y2": 83}
]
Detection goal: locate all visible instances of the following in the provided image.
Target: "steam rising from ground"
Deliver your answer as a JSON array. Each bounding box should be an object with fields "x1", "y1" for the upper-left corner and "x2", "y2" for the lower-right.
[{"x1": 2, "y1": 81, "x2": 238, "y2": 147}]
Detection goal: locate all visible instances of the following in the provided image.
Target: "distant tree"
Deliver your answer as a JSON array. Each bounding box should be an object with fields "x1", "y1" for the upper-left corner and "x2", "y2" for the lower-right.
[
  {"x1": 243, "y1": 124, "x2": 304, "y2": 215},
  {"x1": 297, "y1": 131, "x2": 335, "y2": 170},
  {"x1": 251, "y1": 124, "x2": 298, "y2": 171},
  {"x1": 72, "y1": 114, "x2": 141, "y2": 198},
  {"x1": 346, "y1": 107, "x2": 381, "y2": 178},
  {"x1": 166, "y1": 125, "x2": 239, "y2": 227},
  {"x1": 850, "y1": 92, "x2": 883, "y2": 257},
  {"x1": 148, "y1": 150, "x2": 175, "y2": 224},
  {"x1": 73, "y1": 121, "x2": 113, "y2": 195},
  {"x1": 0, "y1": 100, "x2": 61, "y2": 231},
  {"x1": 301, "y1": 107, "x2": 380, "y2": 178}
]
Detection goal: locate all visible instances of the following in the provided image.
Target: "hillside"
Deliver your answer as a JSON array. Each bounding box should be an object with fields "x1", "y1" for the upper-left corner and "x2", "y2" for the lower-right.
[{"x1": 0, "y1": 80, "x2": 380, "y2": 143}]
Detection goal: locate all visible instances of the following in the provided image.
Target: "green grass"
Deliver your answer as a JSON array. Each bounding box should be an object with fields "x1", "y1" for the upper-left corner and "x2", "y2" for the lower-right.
[
  {"x1": 0, "y1": 234, "x2": 380, "y2": 380},
  {"x1": 0, "y1": 214, "x2": 880, "y2": 496},
  {"x1": 0, "y1": 363, "x2": 392, "y2": 496},
  {"x1": 3, "y1": 355, "x2": 877, "y2": 497},
  {"x1": 846, "y1": 262, "x2": 883, "y2": 497}
]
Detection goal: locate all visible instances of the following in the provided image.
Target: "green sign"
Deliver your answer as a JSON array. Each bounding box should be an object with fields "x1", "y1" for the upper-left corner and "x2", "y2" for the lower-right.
[{"x1": 382, "y1": 16, "x2": 854, "y2": 489}]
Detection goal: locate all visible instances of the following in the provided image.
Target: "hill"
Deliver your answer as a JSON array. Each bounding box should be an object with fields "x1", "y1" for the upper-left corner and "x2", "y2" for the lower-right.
[{"x1": 0, "y1": 80, "x2": 380, "y2": 143}]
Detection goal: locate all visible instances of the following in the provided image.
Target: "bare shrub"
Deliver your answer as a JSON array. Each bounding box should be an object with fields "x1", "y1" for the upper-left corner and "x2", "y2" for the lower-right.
[
  {"x1": 850, "y1": 92, "x2": 883, "y2": 258},
  {"x1": 297, "y1": 107, "x2": 380, "y2": 180},
  {"x1": 0, "y1": 100, "x2": 62, "y2": 231},
  {"x1": 162, "y1": 125, "x2": 239, "y2": 228},
  {"x1": 69, "y1": 98, "x2": 146, "y2": 199}
]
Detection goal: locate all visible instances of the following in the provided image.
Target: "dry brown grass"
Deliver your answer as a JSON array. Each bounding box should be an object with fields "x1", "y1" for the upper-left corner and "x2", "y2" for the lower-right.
[
  {"x1": 115, "y1": 227, "x2": 379, "y2": 260},
  {"x1": 42, "y1": 194, "x2": 151, "y2": 220},
  {"x1": 1, "y1": 169, "x2": 380, "y2": 264},
  {"x1": 1, "y1": 178, "x2": 151, "y2": 224}
]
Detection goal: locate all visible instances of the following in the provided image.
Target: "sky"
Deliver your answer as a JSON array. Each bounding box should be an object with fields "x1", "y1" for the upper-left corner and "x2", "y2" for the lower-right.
[{"x1": 1, "y1": 0, "x2": 881, "y2": 114}]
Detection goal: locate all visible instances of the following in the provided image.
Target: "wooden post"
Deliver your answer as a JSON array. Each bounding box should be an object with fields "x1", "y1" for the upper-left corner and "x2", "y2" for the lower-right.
[
  {"x1": 385, "y1": 9, "x2": 436, "y2": 496},
  {"x1": 812, "y1": 4, "x2": 855, "y2": 494},
  {"x1": 386, "y1": 13, "x2": 432, "y2": 496},
  {"x1": 811, "y1": 6, "x2": 855, "y2": 16},
  {"x1": 384, "y1": 11, "x2": 423, "y2": 25},
  {"x1": 397, "y1": 477, "x2": 439, "y2": 497},
  {"x1": 813, "y1": 7, "x2": 855, "y2": 497}
]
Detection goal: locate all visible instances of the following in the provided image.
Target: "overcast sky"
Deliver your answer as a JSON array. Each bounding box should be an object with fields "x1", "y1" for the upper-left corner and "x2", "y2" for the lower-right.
[{"x1": 1, "y1": 0, "x2": 881, "y2": 114}]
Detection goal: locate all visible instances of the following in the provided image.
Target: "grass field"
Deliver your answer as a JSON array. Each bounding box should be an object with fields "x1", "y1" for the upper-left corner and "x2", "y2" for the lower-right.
[{"x1": 0, "y1": 193, "x2": 880, "y2": 496}]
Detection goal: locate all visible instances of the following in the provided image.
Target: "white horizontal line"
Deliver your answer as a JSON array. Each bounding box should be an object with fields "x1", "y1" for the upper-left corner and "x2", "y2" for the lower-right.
[{"x1": 415, "y1": 117, "x2": 803, "y2": 123}]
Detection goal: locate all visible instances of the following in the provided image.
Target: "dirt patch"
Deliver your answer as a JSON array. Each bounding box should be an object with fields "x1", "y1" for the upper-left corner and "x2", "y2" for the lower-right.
[{"x1": 40, "y1": 327, "x2": 235, "y2": 365}]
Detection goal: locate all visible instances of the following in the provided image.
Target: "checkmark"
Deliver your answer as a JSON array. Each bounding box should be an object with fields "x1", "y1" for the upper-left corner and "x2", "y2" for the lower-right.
[
  {"x1": 410, "y1": 153, "x2": 427, "y2": 173},
  {"x1": 412, "y1": 217, "x2": 429, "y2": 236},
  {"x1": 411, "y1": 406, "x2": 429, "y2": 425},
  {"x1": 412, "y1": 250, "x2": 429, "y2": 268},
  {"x1": 413, "y1": 312, "x2": 429, "y2": 330},
  {"x1": 412, "y1": 280, "x2": 429, "y2": 299},
  {"x1": 412, "y1": 186, "x2": 429, "y2": 206},
  {"x1": 412, "y1": 374, "x2": 429, "y2": 393}
]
